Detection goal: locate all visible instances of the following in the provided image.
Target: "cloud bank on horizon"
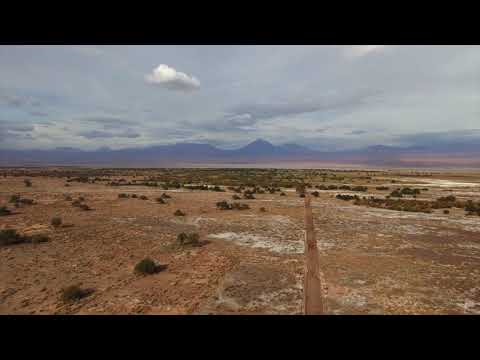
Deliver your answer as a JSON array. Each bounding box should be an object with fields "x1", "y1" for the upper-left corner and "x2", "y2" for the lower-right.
[{"x1": 0, "y1": 45, "x2": 479, "y2": 151}]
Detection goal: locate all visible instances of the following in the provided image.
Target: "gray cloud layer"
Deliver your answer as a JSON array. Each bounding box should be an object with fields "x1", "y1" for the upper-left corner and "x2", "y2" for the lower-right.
[{"x1": 0, "y1": 45, "x2": 479, "y2": 150}]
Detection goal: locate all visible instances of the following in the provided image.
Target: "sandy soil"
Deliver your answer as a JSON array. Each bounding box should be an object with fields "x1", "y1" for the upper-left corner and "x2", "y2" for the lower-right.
[{"x1": 1, "y1": 172, "x2": 480, "y2": 315}]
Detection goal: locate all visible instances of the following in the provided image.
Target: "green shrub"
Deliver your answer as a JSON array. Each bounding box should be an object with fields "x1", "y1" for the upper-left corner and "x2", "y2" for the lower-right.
[
  {"x1": 177, "y1": 232, "x2": 200, "y2": 247},
  {"x1": 0, "y1": 206, "x2": 12, "y2": 216},
  {"x1": 51, "y1": 217, "x2": 62, "y2": 228},
  {"x1": 134, "y1": 258, "x2": 158, "y2": 275},
  {"x1": 0, "y1": 229, "x2": 25, "y2": 246},
  {"x1": 174, "y1": 209, "x2": 186, "y2": 216},
  {"x1": 61, "y1": 285, "x2": 91, "y2": 302}
]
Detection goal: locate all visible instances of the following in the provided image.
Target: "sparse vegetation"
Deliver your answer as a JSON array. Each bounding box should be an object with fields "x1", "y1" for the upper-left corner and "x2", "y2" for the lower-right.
[
  {"x1": 336, "y1": 194, "x2": 359, "y2": 201},
  {"x1": 216, "y1": 200, "x2": 250, "y2": 210},
  {"x1": 0, "y1": 229, "x2": 49, "y2": 246},
  {"x1": 51, "y1": 217, "x2": 62, "y2": 228},
  {"x1": 177, "y1": 232, "x2": 201, "y2": 247},
  {"x1": 61, "y1": 285, "x2": 92, "y2": 303},
  {"x1": 0, "y1": 206, "x2": 12, "y2": 216},
  {"x1": 134, "y1": 258, "x2": 161, "y2": 275}
]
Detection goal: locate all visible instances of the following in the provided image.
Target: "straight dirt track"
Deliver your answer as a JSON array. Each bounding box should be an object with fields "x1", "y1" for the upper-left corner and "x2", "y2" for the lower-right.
[{"x1": 304, "y1": 194, "x2": 325, "y2": 314}]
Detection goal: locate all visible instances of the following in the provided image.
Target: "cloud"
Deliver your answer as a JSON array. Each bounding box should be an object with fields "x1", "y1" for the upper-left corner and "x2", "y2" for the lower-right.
[
  {"x1": 145, "y1": 64, "x2": 200, "y2": 91},
  {"x1": 349, "y1": 130, "x2": 368, "y2": 135},
  {"x1": 229, "y1": 90, "x2": 381, "y2": 121},
  {"x1": 77, "y1": 128, "x2": 140, "y2": 139},
  {"x1": 0, "y1": 121, "x2": 35, "y2": 132},
  {"x1": 80, "y1": 116, "x2": 136, "y2": 130},
  {"x1": 344, "y1": 45, "x2": 387, "y2": 58}
]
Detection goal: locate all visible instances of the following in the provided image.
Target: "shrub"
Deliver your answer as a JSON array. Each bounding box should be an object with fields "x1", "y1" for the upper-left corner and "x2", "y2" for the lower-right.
[
  {"x1": 64, "y1": 195, "x2": 73, "y2": 201},
  {"x1": 174, "y1": 209, "x2": 186, "y2": 216},
  {"x1": 161, "y1": 193, "x2": 171, "y2": 199},
  {"x1": 443, "y1": 209, "x2": 450, "y2": 214},
  {"x1": 30, "y1": 234, "x2": 49, "y2": 244},
  {"x1": 177, "y1": 232, "x2": 200, "y2": 247},
  {"x1": 232, "y1": 203, "x2": 250, "y2": 210},
  {"x1": 339, "y1": 185, "x2": 351, "y2": 190},
  {"x1": 299, "y1": 193, "x2": 305, "y2": 198},
  {"x1": 216, "y1": 200, "x2": 232, "y2": 210},
  {"x1": 72, "y1": 200, "x2": 82, "y2": 207},
  {"x1": 140, "y1": 195, "x2": 148, "y2": 200},
  {"x1": 376, "y1": 186, "x2": 390, "y2": 191},
  {"x1": 156, "y1": 197, "x2": 166, "y2": 204},
  {"x1": 0, "y1": 206, "x2": 12, "y2": 216},
  {"x1": 134, "y1": 258, "x2": 158, "y2": 275},
  {"x1": 51, "y1": 217, "x2": 62, "y2": 228},
  {"x1": 9, "y1": 195, "x2": 20, "y2": 203},
  {"x1": 336, "y1": 194, "x2": 359, "y2": 201},
  {"x1": 232, "y1": 194, "x2": 241, "y2": 200},
  {"x1": 79, "y1": 204, "x2": 92, "y2": 211},
  {"x1": 243, "y1": 192, "x2": 256, "y2": 200},
  {"x1": 280, "y1": 192, "x2": 286, "y2": 196},
  {"x1": 131, "y1": 194, "x2": 138, "y2": 198},
  {"x1": 327, "y1": 185, "x2": 338, "y2": 190},
  {"x1": 24, "y1": 179, "x2": 32, "y2": 187},
  {"x1": 0, "y1": 229, "x2": 25, "y2": 246},
  {"x1": 118, "y1": 193, "x2": 129, "y2": 199},
  {"x1": 259, "y1": 207, "x2": 266, "y2": 212},
  {"x1": 78, "y1": 196, "x2": 85, "y2": 202},
  {"x1": 61, "y1": 285, "x2": 91, "y2": 303},
  {"x1": 311, "y1": 191, "x2": 320, "y2": 197}
]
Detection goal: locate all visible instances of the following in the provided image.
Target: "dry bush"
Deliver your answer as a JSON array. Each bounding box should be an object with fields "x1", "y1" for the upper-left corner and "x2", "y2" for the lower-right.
[
  {"x1": 61, "y1": 285, "x2": 93, "y2": 303},
  {"x1": 174, "y1": 209, "x2": 186, "y2": 216},
  {"x1": 51, "y1": 217, "x2": 62, "y2": 228}
]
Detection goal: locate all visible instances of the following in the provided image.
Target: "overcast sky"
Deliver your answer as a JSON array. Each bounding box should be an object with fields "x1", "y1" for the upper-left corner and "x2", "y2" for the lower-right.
[{"x1": 0, "y1": 45, "x2": 479, "y2": 151}]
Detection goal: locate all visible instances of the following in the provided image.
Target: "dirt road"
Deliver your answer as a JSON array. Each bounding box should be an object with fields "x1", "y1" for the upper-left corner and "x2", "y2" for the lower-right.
[{"x1": 304, "y1": 194, "x2": 325, "y2": 314}]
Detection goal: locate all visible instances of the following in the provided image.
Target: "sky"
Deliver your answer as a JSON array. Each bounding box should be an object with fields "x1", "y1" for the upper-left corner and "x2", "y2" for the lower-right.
[{"x1": 0, "y1": 45, "x2": 479, "y2": 151}]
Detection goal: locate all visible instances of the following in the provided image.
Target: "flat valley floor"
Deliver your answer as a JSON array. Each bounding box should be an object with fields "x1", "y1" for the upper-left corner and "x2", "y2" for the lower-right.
[{"x1": 1, "y1": 170, "x2": 480, "y2": 314}]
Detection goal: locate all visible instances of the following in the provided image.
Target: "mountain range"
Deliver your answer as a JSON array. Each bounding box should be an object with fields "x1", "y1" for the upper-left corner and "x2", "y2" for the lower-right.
[{"x1": 1, "y1": 139, "x2": 480, "y2": 168}]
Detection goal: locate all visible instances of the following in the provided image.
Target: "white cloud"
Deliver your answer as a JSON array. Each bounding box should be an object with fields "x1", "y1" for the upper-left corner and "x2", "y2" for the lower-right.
[
  {"x1": 344, "y1": 45, "x2": 386, "y2": 58},
  {"x1": 145, "y1": 64, "x2": 200, "y2": 91}
]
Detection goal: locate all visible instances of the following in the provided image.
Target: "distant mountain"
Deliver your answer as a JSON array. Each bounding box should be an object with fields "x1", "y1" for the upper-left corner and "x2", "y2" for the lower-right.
[{"x1": 2, "y1": 138, "x2": 480, "y2": 168}]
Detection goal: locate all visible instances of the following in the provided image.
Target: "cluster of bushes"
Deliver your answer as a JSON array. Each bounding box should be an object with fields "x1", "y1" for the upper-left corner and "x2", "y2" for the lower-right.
[
  {"x1": 354, "y1": 197, "x2": 432, "y2": 213},
  {"x1": 183, "y1": 184, "x2": 225, "y2": 192},
  {"x1": 465, "y1": 200, "x2": 480, "y2": 216},
  {"x1": 336, "y1": 194, "x2": 360, "y2": 201},
  {"x1": 216, "y1": 200, "x2": 250, "y2": 210},
  {"x1": 389, "y1": 187, "x2": 422, "y2": 198},
  {"x1": 0, "y1": 229, "x2": 49, "y2": 246}
]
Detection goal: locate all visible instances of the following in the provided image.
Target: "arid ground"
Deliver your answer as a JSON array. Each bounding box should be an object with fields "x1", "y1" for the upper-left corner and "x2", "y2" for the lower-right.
[{"x1": 1, "y1": 168, "x2": 480, "y2": 314}]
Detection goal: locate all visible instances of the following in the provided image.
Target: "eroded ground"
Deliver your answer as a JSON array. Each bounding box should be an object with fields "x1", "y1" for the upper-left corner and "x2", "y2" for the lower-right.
[{"x1": 1, "y1": 169, "x2": 480, "y2": 314}]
